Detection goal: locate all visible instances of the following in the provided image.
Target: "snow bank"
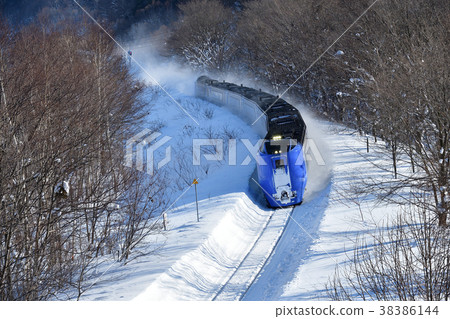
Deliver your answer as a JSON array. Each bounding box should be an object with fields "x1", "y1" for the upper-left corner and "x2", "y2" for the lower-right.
[{"x1": 134, "y1": 193, "x2": 273, "y2": 300}]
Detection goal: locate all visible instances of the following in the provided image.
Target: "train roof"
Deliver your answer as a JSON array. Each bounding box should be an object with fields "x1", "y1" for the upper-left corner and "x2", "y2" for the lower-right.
[{"x1": 197, "y1": 76, "x2": 306, "y2": 144}]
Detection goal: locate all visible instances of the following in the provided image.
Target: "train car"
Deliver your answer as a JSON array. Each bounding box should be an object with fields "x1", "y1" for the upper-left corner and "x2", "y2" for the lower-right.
[{"x1": 195, "y1": 76, "x2": 307, "y2": 207}]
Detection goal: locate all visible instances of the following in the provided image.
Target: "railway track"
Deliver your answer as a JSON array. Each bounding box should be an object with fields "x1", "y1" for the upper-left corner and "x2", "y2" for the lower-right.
[{"x1": 211, "y1": 206, "x2": 294, "y2": 301}]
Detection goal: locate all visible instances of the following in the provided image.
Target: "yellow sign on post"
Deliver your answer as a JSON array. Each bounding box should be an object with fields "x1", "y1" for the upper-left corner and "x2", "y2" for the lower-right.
[{"x1": 193, "y1": 179, "x2": 199, "y2": 222}]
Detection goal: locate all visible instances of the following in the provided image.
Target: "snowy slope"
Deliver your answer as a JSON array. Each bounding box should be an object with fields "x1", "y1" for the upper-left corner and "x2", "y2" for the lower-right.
[
  {"x1": 80, "y1": 47, "x2": 403, "y2": 301},
  {"x1": 79, "y1": 87, "x2": 265, "y2": 300},
  {"x1": 280, "y1": 128, "x2": 401, "y2": 300},
  {"x1": 134, "y1": 195, "x2": 288, "y2": 301},
  {"x1": 80, "y1": 47, "x2": 291, "y2": 300},
  {"x1": 243, "y1": 123, "x2": 403, "y2": 300}
]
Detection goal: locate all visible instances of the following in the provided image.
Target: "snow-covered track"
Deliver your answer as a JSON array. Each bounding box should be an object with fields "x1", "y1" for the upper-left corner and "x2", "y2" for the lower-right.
[{"x1": 211, "y1": 207, "x2": 292, "y2": 301}]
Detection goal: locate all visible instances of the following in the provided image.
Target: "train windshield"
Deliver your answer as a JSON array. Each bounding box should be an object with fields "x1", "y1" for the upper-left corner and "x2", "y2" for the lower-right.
[
  {"x1": 264, "y1": 141, "x2": 281, "y2": 154},
  {"x1": 262, "y1": 139, "x2": 296, "y2": 154},
  {"x1": 275, "y1": 158, "x2": 285, "y2": 169}
]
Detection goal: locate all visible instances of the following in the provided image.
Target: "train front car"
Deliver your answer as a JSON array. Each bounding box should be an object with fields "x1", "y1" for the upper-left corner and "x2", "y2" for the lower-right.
[
  {"x1": 195, "y1": 75, "x2": 307, "y2": 208},
  {"x1": 257, "y1": 101, "x2": 307, "y2": 208}
]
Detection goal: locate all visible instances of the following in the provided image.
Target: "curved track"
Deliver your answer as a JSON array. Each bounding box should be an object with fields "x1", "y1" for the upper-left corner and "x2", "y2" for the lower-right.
[
  {"x1": 241, "y1": 185, "x2": 331, "y2": 300},
  {"x1": 211, "y1": 207, "x2": 292, "y2": 300}
]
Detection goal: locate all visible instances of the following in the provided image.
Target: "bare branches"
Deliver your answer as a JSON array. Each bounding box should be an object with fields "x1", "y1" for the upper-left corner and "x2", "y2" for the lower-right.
[
  {"x1": 345, "y1": 0, "x2": 449, "y2": 225},
  {"x1": 0, "y1": 17, "x2": 164, "y2": 300},
  {"x1": 167, "y1": 0, "x2": 235, "y2": 73},
  {"x1": 327, "y1": 206, "x2": 450, "y2": 300}
]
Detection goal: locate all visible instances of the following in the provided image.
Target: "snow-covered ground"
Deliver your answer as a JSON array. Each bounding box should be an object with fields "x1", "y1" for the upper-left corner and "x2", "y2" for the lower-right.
[
  {"x1": 80, "y1": 49, "x2": 402, "y2": 301},
  {"x1": 244, "y1": 124, "x2": 400, "y2": 300}
]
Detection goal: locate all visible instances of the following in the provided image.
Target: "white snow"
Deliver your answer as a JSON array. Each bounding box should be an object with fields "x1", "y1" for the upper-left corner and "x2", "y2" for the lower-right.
[
  {"x1": 78, "y1": 47, "x2": 405, "y2": 301},
  {"x1": 134, "y1": 194, "x2": 283, "y2": 301}
]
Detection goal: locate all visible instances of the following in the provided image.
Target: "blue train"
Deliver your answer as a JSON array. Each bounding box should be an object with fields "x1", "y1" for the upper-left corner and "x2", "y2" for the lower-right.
[{"x1": 195, "y1": 76, "x2": 307, "y2": 207}]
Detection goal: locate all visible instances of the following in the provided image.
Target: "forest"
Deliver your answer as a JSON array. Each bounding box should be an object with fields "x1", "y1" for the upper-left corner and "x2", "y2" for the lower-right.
[
  {"x1": 0, "y1": 15, "x2": 167, "y2": 300},
  {"x1": 166, "y1": 0, "x2": 448, "y2": 228}
]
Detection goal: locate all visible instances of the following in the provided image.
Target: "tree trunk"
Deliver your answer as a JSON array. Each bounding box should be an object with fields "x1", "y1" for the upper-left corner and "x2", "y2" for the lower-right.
[
  {"x1": 392, "y1": 141, "x2": 397, "y2": 179},
  {"x1": 438, "y1": 213, "x2": 447, "y2": 227}
]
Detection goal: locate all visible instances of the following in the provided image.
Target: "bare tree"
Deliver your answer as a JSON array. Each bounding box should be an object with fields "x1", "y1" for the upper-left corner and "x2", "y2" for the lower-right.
[
  {"x1": 340, "y1": 0, "x2": 449, "y2": 226},
  {"x1": 327, "y1": 204, "x2": 450, "y2": 300},
  {"x1": 0, "y1": 16, "x2": 166, "y2": 300},
  {"x1": 167, "y1": 0, "x2": 235, "y2": 73}
]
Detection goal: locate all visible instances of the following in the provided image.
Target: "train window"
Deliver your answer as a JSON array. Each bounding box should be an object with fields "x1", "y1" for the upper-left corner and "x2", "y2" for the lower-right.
[
  {"x1": 263, "y1": 141, "x2": 281, "y2": 154},
  {"x1": 275, "y1": 158, "x2": 285, "y2": 169},
  {"x1": 263, "y1": 138, "x2": 295, "y2": 154}
]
